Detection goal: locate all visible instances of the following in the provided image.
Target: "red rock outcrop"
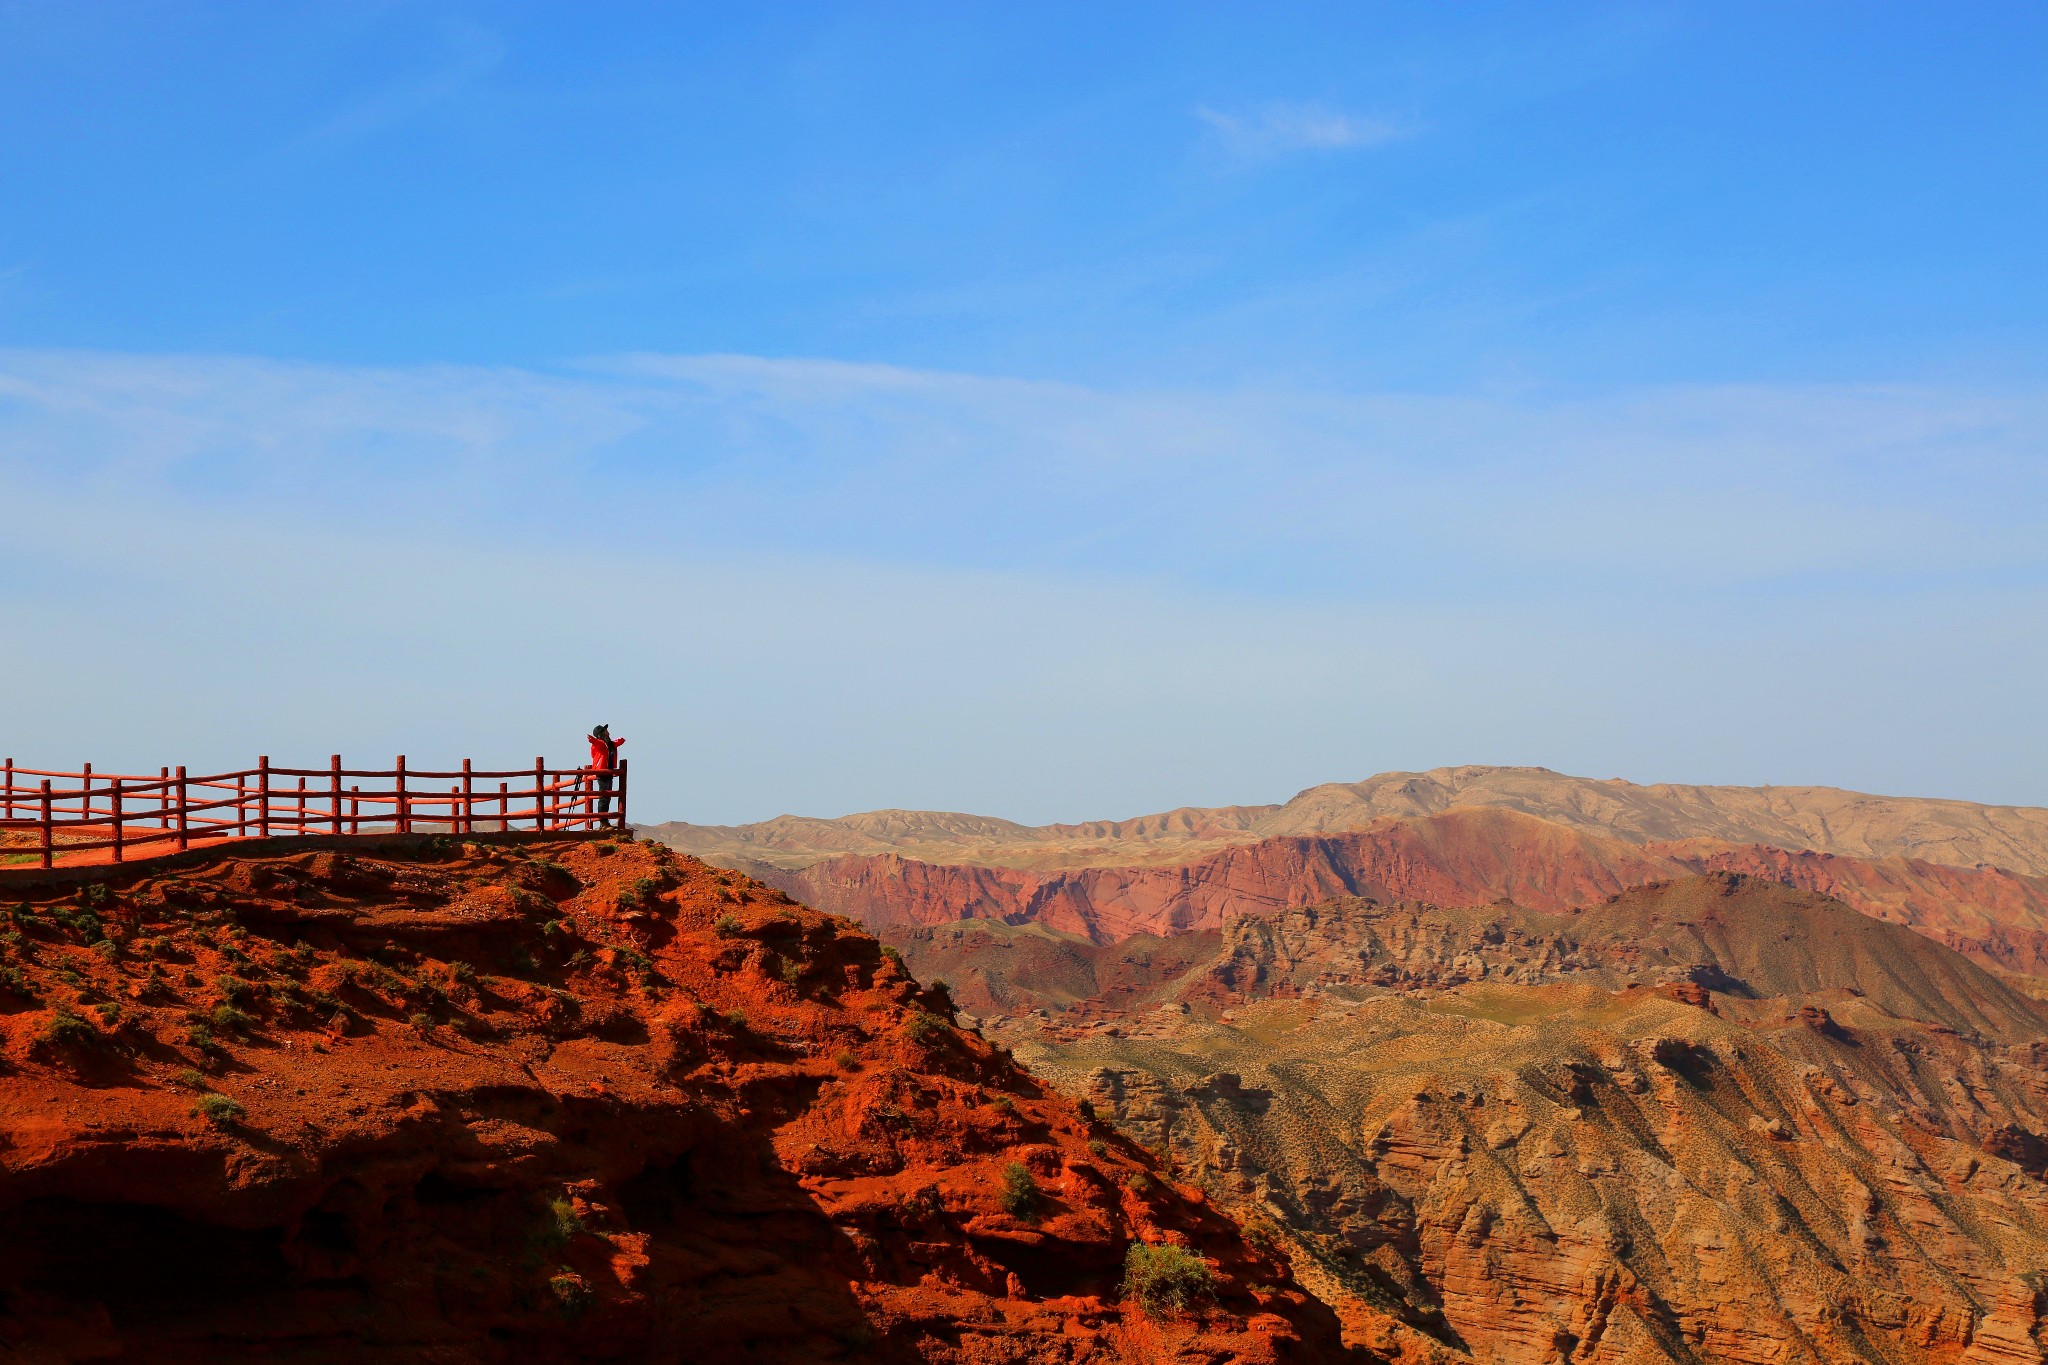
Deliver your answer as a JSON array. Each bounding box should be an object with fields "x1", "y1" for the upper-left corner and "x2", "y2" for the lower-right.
[
  {"x1": 0, "y1": 834, "x2": 1353, "y2": 1363},
  {"x1": 728, "y1": 810, "x2": 2048, "y2": 979}
]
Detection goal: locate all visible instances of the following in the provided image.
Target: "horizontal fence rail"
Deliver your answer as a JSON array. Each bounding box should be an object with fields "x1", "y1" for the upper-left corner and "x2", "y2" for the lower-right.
[{"x1": 0, "y1": 756, "x2": 627, "y2": 870}]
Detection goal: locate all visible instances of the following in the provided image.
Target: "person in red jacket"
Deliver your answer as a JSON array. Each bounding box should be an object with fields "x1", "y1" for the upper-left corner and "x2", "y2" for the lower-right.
[{"x1": 588, "y1": 724, "x2": 625, "y2": 818}]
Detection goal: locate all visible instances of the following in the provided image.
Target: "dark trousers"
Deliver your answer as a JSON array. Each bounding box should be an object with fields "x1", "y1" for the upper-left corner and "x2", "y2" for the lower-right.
[{"x1": 595, "y1": 772, "x2": 615, "y2": 814}]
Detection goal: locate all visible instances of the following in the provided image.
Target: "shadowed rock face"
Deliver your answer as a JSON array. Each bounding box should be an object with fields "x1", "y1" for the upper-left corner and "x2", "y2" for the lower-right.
[
  {"x1": 0, "y1": 838, "x2": 1351, "y2": 1364},
  {"x1": 929, "y1": 877, "x2": 2048, "y2": 1364}
]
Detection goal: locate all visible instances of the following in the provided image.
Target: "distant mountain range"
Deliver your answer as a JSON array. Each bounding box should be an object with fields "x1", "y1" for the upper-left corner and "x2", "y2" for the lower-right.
[{"x1": 648, "y1": 766, "x2": 2048, "y2": 977}]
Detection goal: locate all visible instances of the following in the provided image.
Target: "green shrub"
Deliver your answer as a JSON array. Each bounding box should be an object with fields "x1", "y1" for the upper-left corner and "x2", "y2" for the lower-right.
[
  {"x1": 834, "y1": 1049, "x2": 860, "y2": 1071},
  {"x1": 94, "y1": 1001, "x2": 121, "y2": 1028},
  {"x1": 532, "y1": 1196, "x2": 584, "y2": 1252},
  {"x1": 42, "y1": 1008, "x2": 96, "y2": 1050},
  {"x1": 903, "y1": 1010, "x2": 945, "y2": 1044},
  {"x1": 1122, "y1": 1243, "x2": 1215, "y2": 1318},
  {"x1": 998, "y1": 1161, "x2": 1042, "y2": 1220},
  {"x1": 777, "y1": 956, "x2": 803, "y2": 985},
  {"x1": 209, "y1": 1003, "x2": 253, "y2": 1034},
  {"x1": 712, "y1": 913, "x2": 743, "y2": 937},
  {"x1": 176, "y1": 1068, "x2": 210, "y2": 1090},
  {"x1": 185, "y1": 1023, "x2": 217, "y2": 1051},
  {"x1": 193, "y1": 1093, "x2": 245, "y2": 1128},
  {"x1": 409, "y1": 1012, "x2": 434, "y2": 1035},
  {"x1": 1088, "y1": 1139, "x2": 1108, "y2": 1157},
  {"x1": 548, "y1": 1270, "x2": 593, "y2": 1318}
]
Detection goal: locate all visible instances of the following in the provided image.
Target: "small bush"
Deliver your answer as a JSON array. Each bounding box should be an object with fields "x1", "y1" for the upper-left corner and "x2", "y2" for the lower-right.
[
  {"x1": 449, "y1": 960, "x2": 476, "y2": 984},
  {"x1": 215, "y1": 975, "x2": 254, "y2": 1004},
  {"x1": 185, "y1": 1023, "x2": 217, "y2": 1051},
  {"x1": 712, "y1": 914, "x2": 743, "y2": 938},
  {"x1": 777, "y1": 956, "x2": 803, "y2": 985},
  {"x1": 94, "y1": 1001, "x2": 121, "y2": 1028},
  {"x1": 209, "y1": 1003, "x2": 254, "y2": 1035},
  {"x1": 1088, "y1": 1139, "x2": 1108, "y2": 1157},
  {"x1": 193, "y1": 1093, "x2": 245, "y2": 1129},
  {"x1": 834, "y1": 1049, "x2": 860, "y2": 1071},
  {"x1": 78, "y1": 884, "x2": 110, "y2": 911},
  {"x1": 1122, "y1": 1243, "x2": 1215, "y2": 1319},
  {"x1": 42, "y1": 1008, "x2": 96, "y2": 1050},
  {"x1": 91, "y1": 938, "x2": 119, "y2": 961},
  {"x1": 902, "y1": 1010, "x2": 945, "y2": 1044},
  {"x1": 998, "y1": 1161, "x2": 1042, "y2": 1220},
  {"x1": 548, "y1": 1270, "x2": 593, "y2": 1318},
  {"x1": 409, "y1": 1012, "x2": 434, "y2": 1035},
  {"x1": 176, "y1": 1068, "x2": 210, "y2": 1090},
  {"x1": 533, "y1": 1197, "x2": 584, "y2": 1252}
]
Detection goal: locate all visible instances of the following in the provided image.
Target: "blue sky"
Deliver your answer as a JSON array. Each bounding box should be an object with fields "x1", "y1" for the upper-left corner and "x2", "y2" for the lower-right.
[{"x1": 2, "y1": 2, "x2": 2045, "y2": 821}]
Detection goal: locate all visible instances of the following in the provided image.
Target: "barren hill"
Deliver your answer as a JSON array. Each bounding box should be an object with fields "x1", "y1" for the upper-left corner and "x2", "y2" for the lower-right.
[
  {"x1": 649, "y1": 766, "x2": 2048, "y2": 877},
  {"x1": 0, "y1": 835, "x2": 1346, "y2": 1363},
  {"x1": 958, "y1": 876, "x2": 2048, "y2": 1363}
]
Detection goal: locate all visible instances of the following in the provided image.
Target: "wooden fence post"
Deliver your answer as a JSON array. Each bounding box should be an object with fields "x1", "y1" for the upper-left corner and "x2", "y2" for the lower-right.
[
  {"x1": 111, "y1": 779, "x2": 124, "y2": 863},
  {"x1": 175, "y1": 767, "x2": 189, "y2": 851},
  {"x1": 4, "y1": 757, "x2": 13, "y2": 820},
  {"x1": 330, "y1": 756, "x2": 343, "y2": 836},
  {"x1": 534, "y1": 758, "x2": 547, "y2": 831},
  {"x1": 617, "y1": 758, "x2": 628, "y2": 830},
  {"x1": 81, "y1": 762, "x2": 92, "y2": 830},
  {"x1": 257, "y1": 756, "x2": 271, "y2": 839},
  {"x1": 39, "y1": 780, "x2": 52, "y2": 870},
  {"x1": 499, "y1": 781, "x2": 509, "y2": 833},
  {"x1": 158, "y1": 767, "x2": 170, "y2": 832},
  {"x1": 461, "y1": 759, "x2": 473, "y2": 836},
  {"x1": 395, "y1": 756, "x2": 409, "y2": 834}
]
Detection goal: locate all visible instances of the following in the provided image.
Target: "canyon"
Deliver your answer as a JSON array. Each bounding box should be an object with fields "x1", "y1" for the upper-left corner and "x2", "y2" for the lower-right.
[
  {"x1": 935, "y1": 876, "x2": 2048, "y2": 1363},
  {"x1": 648, "y1": 767, "x2": 2048, "y2": 1362}
]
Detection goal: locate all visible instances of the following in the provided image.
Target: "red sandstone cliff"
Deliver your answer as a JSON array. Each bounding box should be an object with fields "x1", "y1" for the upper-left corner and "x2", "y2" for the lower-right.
[
  {"x1": 0, "y1": 835, "x2": 1352, "y2": 1363},
  {"x1": 737, "y1": 809, "x2": 2048, "y2": 978}
]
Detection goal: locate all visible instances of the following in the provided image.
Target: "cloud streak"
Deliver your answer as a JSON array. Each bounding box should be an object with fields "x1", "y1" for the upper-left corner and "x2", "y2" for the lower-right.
[
  {"x1": 1196, "y1": 102, "x2": 1413, "y2": 160},
  {"x1": 2, "y1": 347, "x2": 2044, "y2": 816}
]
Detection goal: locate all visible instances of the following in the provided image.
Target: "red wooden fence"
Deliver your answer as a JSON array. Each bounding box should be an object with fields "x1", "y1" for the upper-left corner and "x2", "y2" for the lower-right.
[{"x1": 0, "y1": 756, "x2": 627, "y2": 871}]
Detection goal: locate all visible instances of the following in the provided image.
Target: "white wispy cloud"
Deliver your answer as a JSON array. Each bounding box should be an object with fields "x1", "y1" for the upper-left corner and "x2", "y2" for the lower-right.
[
  {"x1": 1196, "y1": 102, "x2": 1413, "y2": 160},
  {"x1": 3, "y1": 348, "x2": 2044, "y2": 817},
  {"x1": 303, "y1": 21, "x2": 505, "y2": 145}
]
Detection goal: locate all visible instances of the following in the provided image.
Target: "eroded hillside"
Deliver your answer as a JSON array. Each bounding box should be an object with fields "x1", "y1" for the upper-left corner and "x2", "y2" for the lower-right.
[
  {"x1": 0, "y1": 835, "x2": 1348, "y2": 1364},
  {"x1": 951, "y1": 877, "x2": 2048, "y2": 1364}
]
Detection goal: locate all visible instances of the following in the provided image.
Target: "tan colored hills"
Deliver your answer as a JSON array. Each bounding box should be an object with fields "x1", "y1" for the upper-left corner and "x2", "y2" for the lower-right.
[
  {"x1": 648, "y1": 770, "x2": 2048, "y2": 978},
  {"x1": 650, "y1": 766, "x2": 2048, "y2": 877},
  {"x1": 965, "y1": 876, "x2": 2048, "y2": 1363}
]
